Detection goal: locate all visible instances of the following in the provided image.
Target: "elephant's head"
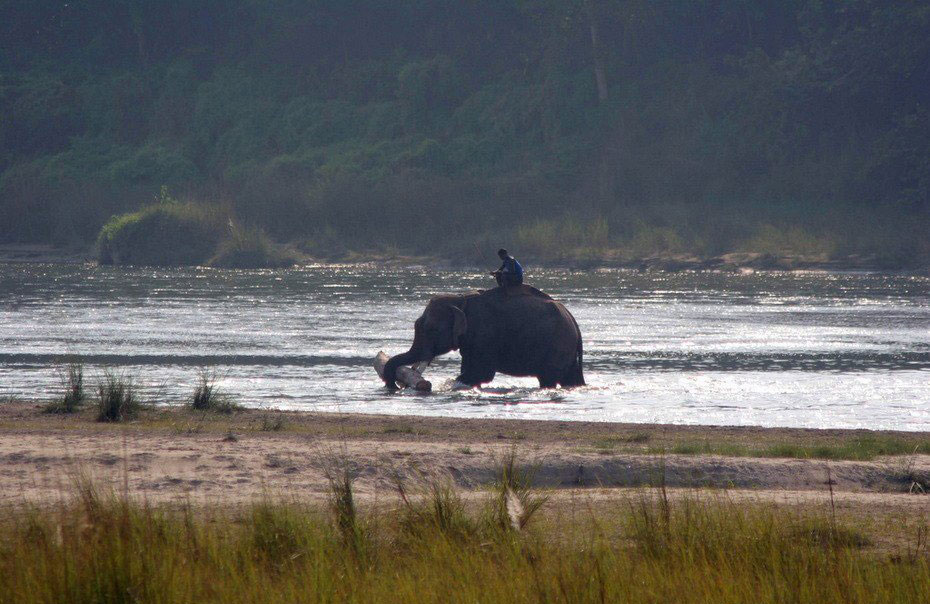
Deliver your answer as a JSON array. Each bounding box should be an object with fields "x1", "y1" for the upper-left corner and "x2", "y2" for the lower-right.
[{"x1": 383, "y1": 296, "x2": 467, "y2": 388}]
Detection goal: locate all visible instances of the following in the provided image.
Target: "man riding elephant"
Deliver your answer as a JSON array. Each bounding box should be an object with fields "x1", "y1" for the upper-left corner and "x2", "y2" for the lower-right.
[
  {"x1": 382, "y1": 282, "x2": 584, "y2": 390},
  {"x1": 491, "y1": 248, "x2": 523, "y2": 287}
]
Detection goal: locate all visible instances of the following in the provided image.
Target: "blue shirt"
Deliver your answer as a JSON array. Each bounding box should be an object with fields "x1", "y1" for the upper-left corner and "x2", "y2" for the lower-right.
[{"x1": 499, "y1": 256, "x2": 523, "y2": 278}]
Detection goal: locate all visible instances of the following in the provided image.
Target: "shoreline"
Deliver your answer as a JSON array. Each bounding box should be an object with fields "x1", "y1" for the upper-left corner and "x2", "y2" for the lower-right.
[
  {"x1": 2, "y1": 402, "x2": 928, "y2": 506},
  {"x1": 1, "y1": 243, "x2": 927, "y2": 273}
]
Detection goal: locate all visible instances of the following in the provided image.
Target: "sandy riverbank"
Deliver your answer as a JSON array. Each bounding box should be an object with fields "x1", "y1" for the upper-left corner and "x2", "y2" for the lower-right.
[{"x1": 2, "y1": 402, "x2": 929, "y2": 509}]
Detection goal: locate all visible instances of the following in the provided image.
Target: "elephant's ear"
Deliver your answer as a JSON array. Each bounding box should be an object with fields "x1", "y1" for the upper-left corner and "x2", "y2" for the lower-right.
[{"x1": 451, "y1": 305, "x2": 467, "y2": 350}]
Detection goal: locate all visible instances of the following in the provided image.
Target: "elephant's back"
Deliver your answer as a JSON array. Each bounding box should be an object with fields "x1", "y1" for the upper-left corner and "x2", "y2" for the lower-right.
[
  {"x1": 476, "y1": 284, "x2": 552, "y2": 300},
  {"x1": 519, "y1": 295, "x2": 582, "y2": 344},
  {"x1": 474, "y1": 285, "x2": 580, "y2": 340}
]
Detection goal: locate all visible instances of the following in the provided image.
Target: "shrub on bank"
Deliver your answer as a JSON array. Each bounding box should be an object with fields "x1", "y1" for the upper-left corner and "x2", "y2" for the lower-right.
[
  {"x1": 96, "y1": 195, "x2": 300, "y2": 269},
  {"x1": 208, "y1": 224, "x2": 297, "y2": 269},
  {"x1": 96, "y1": 200, "x2": 226, "y2": 267}
]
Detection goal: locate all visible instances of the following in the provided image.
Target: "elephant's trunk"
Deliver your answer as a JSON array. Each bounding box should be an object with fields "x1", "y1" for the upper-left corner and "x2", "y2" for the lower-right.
[{"x1": 383, "y1": 349, "x2": 430, "y2": 388}]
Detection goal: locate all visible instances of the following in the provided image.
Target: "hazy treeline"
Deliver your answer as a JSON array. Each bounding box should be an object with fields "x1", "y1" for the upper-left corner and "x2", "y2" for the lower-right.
[{"x1": 1, "y1": 1, "x2": 928, "y2": 264}]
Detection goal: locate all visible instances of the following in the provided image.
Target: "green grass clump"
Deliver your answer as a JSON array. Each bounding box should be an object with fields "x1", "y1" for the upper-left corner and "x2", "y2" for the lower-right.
[
  {"x1": 396, "y1": 474, "x2": 476, "y2": 541},
  {"x1": 324, "y1": 464, "x2": 368, "y2": 557},
  {"x1": 44, "y1": 362, "x2": 85, "y2": 414},
  {"x1": 96, "y1": 372, "x2": 143, "y2": 422},
  {"x1": 189, "y1": 370, "x2": 239, "y2": 414},
  {"x1": 0, "y1": 481, "x2": 927, "y2": 603},
  {"x1": 593, "y1": 432, "x2": 652, "y2": 453},
  {"x1": 96, "y1": 196, "x2": 227, "y2": 267},
  {"x1": 259, "y1": 415, "x2": 286, "y2": 431},
  {"x1": 208, "y1": 224, "x2": 298, "y2": 269},
  {"x1": 656, "y1": 435, "x2": 929, "y2": 461}
]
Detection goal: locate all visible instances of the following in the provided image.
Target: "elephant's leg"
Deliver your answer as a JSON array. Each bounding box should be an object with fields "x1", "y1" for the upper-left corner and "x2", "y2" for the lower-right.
[
  {"x1": 558, "y1": 360, "x2": 585, "y2": 388},
  {"x1": 455, "y1": 368, "x2": 495, "y2": 387},
  {"x1": 457, "y1": 355, "x2": 496, "y2": 386},
  {"x1": 538, "y1": 376, "x2": 558, "y2": 389}
]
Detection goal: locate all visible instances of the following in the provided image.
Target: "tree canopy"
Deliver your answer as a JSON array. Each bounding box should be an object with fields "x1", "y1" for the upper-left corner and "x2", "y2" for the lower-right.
[{"x1": 1, "y1": 0, "x2": 928, "y2": 264}]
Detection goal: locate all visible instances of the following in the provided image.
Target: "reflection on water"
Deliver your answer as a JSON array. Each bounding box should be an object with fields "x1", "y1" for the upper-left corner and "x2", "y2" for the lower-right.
[{"x1": 0, "y1": 263, "x2": 928, "y2": 430}]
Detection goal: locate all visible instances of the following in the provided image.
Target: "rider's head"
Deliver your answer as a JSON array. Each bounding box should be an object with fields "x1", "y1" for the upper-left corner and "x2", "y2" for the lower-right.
[{"x1": 497, "y1": 248, "x2": 508, "y2": 259}]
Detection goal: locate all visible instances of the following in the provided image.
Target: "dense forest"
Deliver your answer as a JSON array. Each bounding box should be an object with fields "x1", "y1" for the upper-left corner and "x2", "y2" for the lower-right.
[{"x1": 2, "y1": 0, "x2": 928, "y2": 266}]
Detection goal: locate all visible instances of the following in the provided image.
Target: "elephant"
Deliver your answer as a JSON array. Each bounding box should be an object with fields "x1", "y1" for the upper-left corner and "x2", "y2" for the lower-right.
[{"x1": 382, "y1": 284, "x2": 584, "y2": 389}]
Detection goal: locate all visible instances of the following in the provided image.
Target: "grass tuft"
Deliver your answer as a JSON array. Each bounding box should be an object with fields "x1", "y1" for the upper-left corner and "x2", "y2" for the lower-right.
[
  {"x1": 323, "y1": 460, "x2": 366, "y2": 556},
  {"x1": 189, "y1": 370, "x2": 238, "y2": 413},
  {"x1": 96, "y1": 372, "x2": 143, "y2": 422},
  {"x1": 396, "y1": 472, "x2": 475, "y2": 540},
  {"x1": 249, "y1": 501, "x2": 310, "y2": 564},
  {"x1": 44, "y1": 362, "x2": 85, "y2": 414},
  {"x1": 259, "y1": 415, "x2": 286, "y2": 431}
]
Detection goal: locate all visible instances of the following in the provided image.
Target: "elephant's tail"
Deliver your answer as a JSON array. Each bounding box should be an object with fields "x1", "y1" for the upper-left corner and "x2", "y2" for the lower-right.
[
  {"x1": 562, "y1": 319, "x2": 585, "y2": 387},
  {"x1": 571, "y1": 338, "x2": 586, "y2": 386}
]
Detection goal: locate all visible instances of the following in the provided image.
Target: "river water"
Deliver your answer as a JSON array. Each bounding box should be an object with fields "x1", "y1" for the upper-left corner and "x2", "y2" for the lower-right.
[{"x1": 0, "y1": 263, "x2": 927, "y2": 430}]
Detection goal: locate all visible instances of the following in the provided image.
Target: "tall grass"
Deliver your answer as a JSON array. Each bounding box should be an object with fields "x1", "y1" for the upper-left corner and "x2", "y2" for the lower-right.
[
  {"x1": 740, "y1": 224, "x2": 837, "y2": 258},
  {"x1": 44, "y1": 362, "x2": 85, "y2": 414},
  {"x1": 189, "y1": 370, "x2": 239, "y2": 414},
  {"x1": 395, "y1": 472, "x2": 476, "y2": 540},
  {"x1": 1, "y1": 482, "x2": 927, "y2": 603},
  {"x1": 96, "y1": 372, "x2": 143, "y2": 422}
]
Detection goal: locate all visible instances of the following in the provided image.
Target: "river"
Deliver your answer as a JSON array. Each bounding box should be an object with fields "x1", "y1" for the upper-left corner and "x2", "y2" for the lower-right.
[{"x1": 1, "y1": 263, "x2": 928, "y2": 430}]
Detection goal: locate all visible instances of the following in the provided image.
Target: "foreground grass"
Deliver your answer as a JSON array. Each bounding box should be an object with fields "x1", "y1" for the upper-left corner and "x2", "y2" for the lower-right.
[{"x1": 1, "y1": 480, "x2": 928, "y2": 603}]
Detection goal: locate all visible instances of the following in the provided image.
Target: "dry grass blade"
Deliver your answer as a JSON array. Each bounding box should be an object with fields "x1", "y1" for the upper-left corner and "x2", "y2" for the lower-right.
[
  {"x1": 505, "y1": 487, "x2": 524, "y2": 531},
  {"x1": 493, "y1": 449, "x2": 548, "y2": 531}
]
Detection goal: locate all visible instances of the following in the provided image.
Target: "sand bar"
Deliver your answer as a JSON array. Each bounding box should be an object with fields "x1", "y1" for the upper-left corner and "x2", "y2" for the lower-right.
[{"x1": 1, "y1": 402, "x2": 929, "y2": 510}]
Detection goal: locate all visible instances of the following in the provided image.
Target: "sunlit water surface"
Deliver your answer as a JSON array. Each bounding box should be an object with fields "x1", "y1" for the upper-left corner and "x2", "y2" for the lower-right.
[{"x1": 1, "y1": 263, "x2": 927, "y2": 430}]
